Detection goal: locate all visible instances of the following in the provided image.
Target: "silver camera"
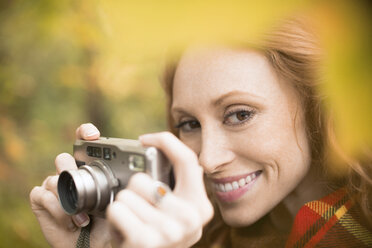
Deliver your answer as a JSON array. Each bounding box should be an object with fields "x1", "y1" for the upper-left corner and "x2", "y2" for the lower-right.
[{"x1": 57, "y1": 137, "x2": 172, "y2": 216}]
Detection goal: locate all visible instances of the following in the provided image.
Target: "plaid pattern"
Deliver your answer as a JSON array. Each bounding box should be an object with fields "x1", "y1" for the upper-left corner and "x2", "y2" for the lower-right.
[{"x1": 286, "y1": 188, "x2": 372, "y2": 248}]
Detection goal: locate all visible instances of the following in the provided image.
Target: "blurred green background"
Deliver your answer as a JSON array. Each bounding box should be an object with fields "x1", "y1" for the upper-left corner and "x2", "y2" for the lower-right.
[{"x1": 0, "y1": 1, "x2": 371, "y2": 247}]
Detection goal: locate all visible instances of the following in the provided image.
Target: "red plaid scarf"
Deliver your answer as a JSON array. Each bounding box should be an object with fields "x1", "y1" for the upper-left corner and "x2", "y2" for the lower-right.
[{"x1": 286, "y1": 188, "x2": 372, "y2": 248}]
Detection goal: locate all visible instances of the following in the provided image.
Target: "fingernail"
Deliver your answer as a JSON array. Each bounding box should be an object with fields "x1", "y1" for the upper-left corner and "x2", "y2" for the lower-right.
[
  {"x1": 86, "y1": 130, "x2": 99, "y2": 137},
  {"x1": 74, "y1": 213, "x2": 90, "y2": 227}
]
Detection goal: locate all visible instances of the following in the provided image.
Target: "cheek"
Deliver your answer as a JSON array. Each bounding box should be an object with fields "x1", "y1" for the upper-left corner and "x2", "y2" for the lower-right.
[
  {"x1": 233, "y1": 114, "x2": 310, "y2": 173},
  {"x1": 179, "y1": 133, "x2": 201, "y2": 155},
  {"x1": 230, "y1": 122, "x2": 287, "y2": 160}
]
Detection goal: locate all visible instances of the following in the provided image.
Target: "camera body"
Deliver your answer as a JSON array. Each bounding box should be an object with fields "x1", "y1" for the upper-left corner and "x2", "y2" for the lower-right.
[{"x1": 57, "y1": 137, "x2": 172, "y2": 216}]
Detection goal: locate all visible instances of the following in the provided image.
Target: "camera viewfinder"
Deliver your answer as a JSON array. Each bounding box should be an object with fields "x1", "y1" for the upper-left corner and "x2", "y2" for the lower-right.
[
  {"x1": 129, "y1": 155, "x2": 145, "y2": 172},
  {"x1": 103, "y1": 148, "x2": 111, "y2": 160},
  {"x1": 87, "y1": 146, "x2": 102, "y2": 158}
]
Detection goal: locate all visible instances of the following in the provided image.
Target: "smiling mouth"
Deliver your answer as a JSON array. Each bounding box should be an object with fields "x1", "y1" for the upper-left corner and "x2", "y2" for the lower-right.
[{"x1": 212, "y1": 170, "x2": 262, "y2": 192}]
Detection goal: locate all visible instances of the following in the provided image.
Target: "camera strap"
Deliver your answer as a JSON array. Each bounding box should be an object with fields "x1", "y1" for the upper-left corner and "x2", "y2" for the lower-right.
[{"x1": 76, "y1": 218, "x2": 93, "y2": 248}]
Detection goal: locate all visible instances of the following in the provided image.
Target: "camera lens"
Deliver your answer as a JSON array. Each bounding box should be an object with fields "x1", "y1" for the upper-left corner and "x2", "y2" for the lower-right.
[
  {"x1": 57, "y1": 163, "x2": 112, "y2": 215},
  {"x1": 68, "y1": 179, "x2": 78, "y2": 208},
  {"x1": 58, "y1": 172, "x2": 79, "y2": 214}
]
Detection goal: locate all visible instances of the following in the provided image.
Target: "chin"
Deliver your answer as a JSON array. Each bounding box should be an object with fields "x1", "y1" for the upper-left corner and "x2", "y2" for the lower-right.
[{"x1": 218, "y1": 204, "x2": 264, "y2": 227}]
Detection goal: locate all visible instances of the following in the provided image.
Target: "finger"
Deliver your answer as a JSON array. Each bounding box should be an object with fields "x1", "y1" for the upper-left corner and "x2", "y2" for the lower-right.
[
  {"x1": 126, "y1": 173, "x2": 181, "y2": 219},
  {"x1": 116, "y1": 189, "x2": 187, "y2": 244},
  {"x1": 157, "y1": 194, "x2": 204, "y2": 246},
  {"x1": 156, "y1": 194, "x2": 203, "y2": 233},
  {"x1": 42, "y1": 175, "x2": 59, "y2": 197},
  {"x1": 30, "y1": 186, "x2": 77, "y2": 231},
  {"x1": 116, "y1": 188, "x2": 166, "y2": 223},
  {"x1": 75, "y1": 123, "x2": 100, "y2": 140},
  {"x1": 139, "y1": 132, "x2": 204, "y2": 199},
  {"x1": 107, "y1": 201, "x2": 161, "y2": 247},
  {"x1": 126, "y1": 173, "x2": 210, "y2": 228},
  {"x1": 139, "y1": 132, "x2": 214, "y2": 223},
  {"x1": 55, "y1": 153, "x2": 77, "y2": 174},
  {"x1": 110, "y1": 226, "x2": 124, "y2": 247},
  {"x1": 126, "y1": 173, "x2": 166, "y2": 205}
]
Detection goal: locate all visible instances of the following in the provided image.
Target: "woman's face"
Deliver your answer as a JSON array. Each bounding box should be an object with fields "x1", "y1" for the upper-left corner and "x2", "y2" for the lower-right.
[{"x1": 171, "y1": 48, "x2": 311, "y2": 226}]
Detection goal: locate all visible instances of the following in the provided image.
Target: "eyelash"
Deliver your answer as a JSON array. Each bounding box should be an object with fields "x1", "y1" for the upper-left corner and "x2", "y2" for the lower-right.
[
  {"x1": 174, "y1": 107, "x2": 256, "y2": 132},
  {"x1": 174, "y1": 119, "x2": 200, "y2": 132},
  {"x1": 223, "y1": 108, "x2": 255, "y2": 126}
]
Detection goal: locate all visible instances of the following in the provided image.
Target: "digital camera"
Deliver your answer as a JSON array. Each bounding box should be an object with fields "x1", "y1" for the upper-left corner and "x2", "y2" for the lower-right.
[{"x1": 57, "y1": 137, "x2": 172, "y2": 216}]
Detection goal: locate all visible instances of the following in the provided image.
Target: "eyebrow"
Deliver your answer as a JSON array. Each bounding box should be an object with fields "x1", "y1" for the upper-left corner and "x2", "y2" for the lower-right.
[
  {"x1": 212, "y1": 90, "x2": 265, "y2": 107},
  {"x1": 171, "y1": 90, "x2": 265, "y2": 117}
]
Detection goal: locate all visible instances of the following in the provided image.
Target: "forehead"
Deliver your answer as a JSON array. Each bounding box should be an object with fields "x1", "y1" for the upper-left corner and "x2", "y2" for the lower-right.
[{"x1": 172, "y1": 48, "x2": 283, "y2": 108}]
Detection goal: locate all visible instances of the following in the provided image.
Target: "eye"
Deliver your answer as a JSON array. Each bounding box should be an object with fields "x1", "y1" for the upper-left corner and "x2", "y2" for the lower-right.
[
  {"x1": 175, "y1": 120, "x2": 201, "y2": 132},
  {"x1": 223, "y1": 109, "x2": 255, "y2": 125}
]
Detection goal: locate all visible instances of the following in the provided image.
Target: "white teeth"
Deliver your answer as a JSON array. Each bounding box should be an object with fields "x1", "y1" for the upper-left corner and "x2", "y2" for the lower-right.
[
  {"x1": 214, "y1": 173, "x2": 259, "y2": 192},
  {"x1": 219, "y1": 184, "x2": 225, "y2": 192},
  {"x1": 225, "y1": 183, "x2": 233, "y2": 192},
  {"x1": 232, "y1": 181, "x2": 239, "y2": 190},
  {"x1": 238, "y1": 178, "x2": 246, "y2": 187}
]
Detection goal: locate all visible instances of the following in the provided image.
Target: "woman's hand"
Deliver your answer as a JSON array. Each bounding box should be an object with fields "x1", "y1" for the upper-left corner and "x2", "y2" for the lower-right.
[
  {"x1": 107, "y1": 132, "x2": 214, "y2": 248},
  {"x1": 29, "y1": 123, "x2": 111, "y2": 248}
]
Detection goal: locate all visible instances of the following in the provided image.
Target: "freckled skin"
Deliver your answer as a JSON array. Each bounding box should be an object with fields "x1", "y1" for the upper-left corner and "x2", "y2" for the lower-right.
[{"x1": 171, "y1": 48, "x2": 311, "y2": 227}]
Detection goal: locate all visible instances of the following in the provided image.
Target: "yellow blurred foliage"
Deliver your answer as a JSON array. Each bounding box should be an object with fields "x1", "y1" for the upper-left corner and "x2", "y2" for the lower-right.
[
  {"x1": 97, "y1": 0, "x2": 306, "y2": 58},
  {"x1": 0, "y1": 159, "x2": 11, "y2": 180},
  {"x1": 59, "y1": 64, "x2": 85, "y2": 88},
  {"x1": 0, "y1": 118, "x2": 25, "y2": 164},
  {"x1": 311, "y1": 1, "x2": 372, "y2": 161}
]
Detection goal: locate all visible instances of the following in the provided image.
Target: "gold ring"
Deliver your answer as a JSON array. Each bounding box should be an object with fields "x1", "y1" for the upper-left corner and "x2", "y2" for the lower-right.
[{"x1": 153, "y1": 181, "x2": 171, "y2": 206}]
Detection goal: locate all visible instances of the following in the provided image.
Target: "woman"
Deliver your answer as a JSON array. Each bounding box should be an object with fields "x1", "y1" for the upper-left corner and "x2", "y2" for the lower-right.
[{"x1": 30, "y1": 17, "x2": 372, "y2": 247}]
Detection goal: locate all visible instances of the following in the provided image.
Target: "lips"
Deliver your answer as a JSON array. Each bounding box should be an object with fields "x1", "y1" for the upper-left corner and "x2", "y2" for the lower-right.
[{"x1": 211, "y1": 170, "x2": 262, "y2": 202}]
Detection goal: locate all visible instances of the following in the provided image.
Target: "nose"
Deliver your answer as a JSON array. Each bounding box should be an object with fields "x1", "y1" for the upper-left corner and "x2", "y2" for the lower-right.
[{"x1": 198, "y1": 127, "x2": 235, "y2": 174}]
